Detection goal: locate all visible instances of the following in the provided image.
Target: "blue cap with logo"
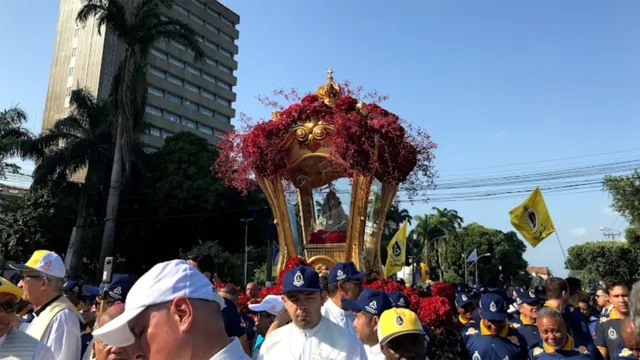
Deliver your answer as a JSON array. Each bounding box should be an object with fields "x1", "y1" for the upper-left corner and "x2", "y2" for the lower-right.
[
  {"x1": 343, "y1": 288, "x2": 393, "y2": 317},
  {"x1": 98, "y1": 274, "x2": 136, "y2": 302},
  {"x1": 531, "y1": 284, "x2": 547, "y2": 300},
  {"x1": 515, "y1": 288, "x2": 540, "y2": 305},
  {"x1": 480, "y1": 293, "x2": 507, "y2": 321},
  {"x1": 282, "y1": 266, "x2": 321, "y2": 294},
  {"x1": 455, "y1": 292, "x2": 478, "y2": 308},
  {"x1": 328, "y1": 262, "x2": 367, "y2": 284},
  {"x1": 81, "y1": 285, "x2": 99, "y2": 303},
  {"x1": 63, "y1": 280, "x2": 81, "y2": 294},
  {"x1": 388, "y1": 291, "x2": 411, "y2": 309}
]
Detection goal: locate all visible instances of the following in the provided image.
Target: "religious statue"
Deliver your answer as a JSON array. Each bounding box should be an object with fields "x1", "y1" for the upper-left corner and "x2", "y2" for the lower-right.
[{"x1": 314, "y1": 189, "x2": 348, "y2": 232}]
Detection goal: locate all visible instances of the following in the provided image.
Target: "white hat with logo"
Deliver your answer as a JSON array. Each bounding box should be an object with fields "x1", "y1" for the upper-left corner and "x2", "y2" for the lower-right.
[
  {"x1": 10, "y1": 250, "x2": 66, "y2": 278},
  {"x1": 248, "y1": 295, "x2": 284, "y2": 316}
]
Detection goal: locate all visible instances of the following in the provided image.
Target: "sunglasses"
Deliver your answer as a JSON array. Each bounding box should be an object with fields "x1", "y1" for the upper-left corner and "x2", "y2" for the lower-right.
[
  {"x1": 0, "y1": 300, "x2": 18, "y2": 313},
  {"x1": 21, "y1": 274, "x2": 42, "y2": 281}
]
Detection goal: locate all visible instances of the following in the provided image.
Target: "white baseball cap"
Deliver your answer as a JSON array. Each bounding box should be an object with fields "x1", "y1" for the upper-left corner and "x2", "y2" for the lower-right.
[
  {"x1": 248, "y1": 295, "x2": 284, "y2": 316},
  {"x1": 10, "y1": 250, "x2": 66, "y2": 278},
  {"x1": 92, "y1": 259, "x2": 225, "y2": 347}
]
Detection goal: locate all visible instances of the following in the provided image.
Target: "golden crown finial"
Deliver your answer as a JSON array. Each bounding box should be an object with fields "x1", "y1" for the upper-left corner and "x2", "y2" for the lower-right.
[{"x1": 315, "y1": 68, "x2": 342, "y2": 106}]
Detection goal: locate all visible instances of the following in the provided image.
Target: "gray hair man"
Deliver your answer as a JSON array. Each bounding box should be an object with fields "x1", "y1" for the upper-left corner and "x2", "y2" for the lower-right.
[{"x1": 11, "y1": 250, "x2": 83, "y2": 360}]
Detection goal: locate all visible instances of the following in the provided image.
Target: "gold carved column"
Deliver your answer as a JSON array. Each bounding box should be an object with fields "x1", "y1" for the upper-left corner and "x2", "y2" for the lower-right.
[
  {"x1": 345, "y1": 171, "x2": 373, "y2": 269},
  {"x1": 255, "y1": 175, "x2": 297, "y2": 275},
  {"x1": 362, "y1": 183, "x2": 398, "y2": 278}
]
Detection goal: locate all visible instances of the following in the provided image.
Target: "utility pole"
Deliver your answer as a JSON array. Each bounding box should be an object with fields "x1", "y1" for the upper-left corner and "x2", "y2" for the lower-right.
[{"x1": 240, "y1": 218, "x2": 254, "y2": 286}]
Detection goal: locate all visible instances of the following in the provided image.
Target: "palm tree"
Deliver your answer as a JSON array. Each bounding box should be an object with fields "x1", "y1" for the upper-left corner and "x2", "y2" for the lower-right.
[
  {"x1": 76, "y1": 0, "x2": 205, "y2": 274},
  {"x1": 0, "y1": 107, "x2": 33, "y2": 179},
  {"x1": 22, "y1": 89, "x2": 114, "y2": 279},
  {"x1": 413, "y1": 207, "x2": 464, "y2": 280}
]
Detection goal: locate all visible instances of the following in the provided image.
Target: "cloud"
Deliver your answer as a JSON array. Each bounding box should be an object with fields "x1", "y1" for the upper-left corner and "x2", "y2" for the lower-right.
[
  {"x1": 492, "y1": 130, "x2": 508, "y2": 139},
  {"x1": 601, "y1": 206, "x2": 614, "y2": 215},
  {"x1": 570, "y1": 226, "x2": 587, "y2": 238}
]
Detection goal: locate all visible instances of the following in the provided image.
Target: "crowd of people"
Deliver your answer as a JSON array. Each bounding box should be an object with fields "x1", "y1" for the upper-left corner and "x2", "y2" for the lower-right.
[{"x1": 1, "y1": 249, "x2": 640, "y2": 359}]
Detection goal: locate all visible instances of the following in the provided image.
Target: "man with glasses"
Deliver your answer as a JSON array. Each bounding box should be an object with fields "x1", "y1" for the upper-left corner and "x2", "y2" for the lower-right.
[
  {"x1": 0, "y1": 276, "x2": 54, "y2": 359},
  {"x1": 248, "y1": 295, "x2": 284, "y2": 359},
  {"x1": 597, "y1": 288, "x2": 614, "y2": 317},
  {"x1": 11, "y1": 250, "x2": 83, "y2": 360},
  {"x1": 321, "y1": 261, "x2": 366, "y2": 335}
]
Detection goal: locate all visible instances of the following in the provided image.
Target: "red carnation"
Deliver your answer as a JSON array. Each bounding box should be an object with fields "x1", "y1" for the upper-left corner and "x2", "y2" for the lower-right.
[
  {"x1": 258, "y1": 284, "x2": 282, "y2": 299},
  {"x1": 278, "y1": 256, "x2": 309, "y2": 283},
  {"x1": 431, "y1": 283, "x2": 456, "y2": 303},
  {"x1": 417, "y1": 296, "x2": 453, "y2": 328}
]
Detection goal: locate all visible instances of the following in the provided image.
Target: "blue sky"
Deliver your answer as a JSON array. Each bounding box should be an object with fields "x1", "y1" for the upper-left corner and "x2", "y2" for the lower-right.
[{"x1": 2, "y1": 0, "x2": 640, "y2": 277}]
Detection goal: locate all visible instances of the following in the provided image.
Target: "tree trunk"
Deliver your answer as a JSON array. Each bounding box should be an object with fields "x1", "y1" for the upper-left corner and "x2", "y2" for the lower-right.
[
  {"x1": 97, "y1": 122, "x2": 124, "y2": 282},
  {"x1": 65, "y1": 187, "x2": 89, "y2": 280}
]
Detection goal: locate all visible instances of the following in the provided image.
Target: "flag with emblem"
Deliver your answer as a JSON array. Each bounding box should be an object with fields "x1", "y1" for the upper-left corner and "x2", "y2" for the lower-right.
[
  {"x1": 384, "y1": 220, "x2": 408, "y2": 278},
  {"x1": 509, "y1": 186, "x2": 556, "y2": 248}
]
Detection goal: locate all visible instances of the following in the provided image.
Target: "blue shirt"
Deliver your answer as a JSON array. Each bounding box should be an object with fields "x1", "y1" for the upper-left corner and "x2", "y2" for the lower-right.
[
  {"x1": 529, "y1": 337, "x2": 594, "y2": 360},
  {"x1": 461, "y1": 321, "x2": 528, "y2": 360},
  {"x1": 510, "y1": 316, "x2": 540, "y2": 348}
]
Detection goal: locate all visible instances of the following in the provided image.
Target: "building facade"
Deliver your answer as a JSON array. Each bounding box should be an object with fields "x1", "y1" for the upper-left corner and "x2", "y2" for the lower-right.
[{"x1": 42, "y1": 0, "x2": 239, "y2": 150}]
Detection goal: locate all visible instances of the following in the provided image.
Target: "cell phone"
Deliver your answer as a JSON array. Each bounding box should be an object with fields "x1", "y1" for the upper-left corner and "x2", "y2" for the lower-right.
[{"x1": 102, "y1": 257, "x2": 114, "y2": 284}]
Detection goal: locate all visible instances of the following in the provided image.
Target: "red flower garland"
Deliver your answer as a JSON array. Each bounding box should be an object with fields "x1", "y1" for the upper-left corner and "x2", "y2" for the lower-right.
[
  {"x1": 307, "y1": 230, "x2": 347, "y2": 244},
  {"x1": 215, "y1": 83, "x2": 437, "y2": 198},
  {"x1": 417, "y1": 296, "x2": 453, "y2": 328},
  {"x1": 431, "y1": 282, "x2": 456, "y2": 303}
]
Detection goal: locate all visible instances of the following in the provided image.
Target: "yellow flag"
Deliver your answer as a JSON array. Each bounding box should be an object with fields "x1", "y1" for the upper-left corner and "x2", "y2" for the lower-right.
[
  {"x1": 384, "y1": 220, "x2": 408, "y2": 278},
  {"x1": 509, "y1": 186, "x2": 556, "y2": 247}
]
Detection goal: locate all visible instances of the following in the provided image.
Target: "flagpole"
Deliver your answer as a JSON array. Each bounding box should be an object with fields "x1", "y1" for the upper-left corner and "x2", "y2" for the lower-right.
[{"x1": 554, "y1": 232, "x2": 567, "y2": 260}]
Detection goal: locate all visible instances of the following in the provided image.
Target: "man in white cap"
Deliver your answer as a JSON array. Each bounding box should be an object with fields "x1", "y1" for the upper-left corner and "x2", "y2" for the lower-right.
[
  {"x1": 256, "y1": 266, "x2": 366, "y2": 360},
  {"x1": 92, "y1": 259, "x2": 250, "y2": 360},
  {"x1": 0, "y1": 276, "x2": 54, "y2": 359},
  {"x1": 11, "y1": 250, "x2": 83, "y2": 360},
  {"x1": 248, "y1": 295, "x2": 284, "y2": 358}
]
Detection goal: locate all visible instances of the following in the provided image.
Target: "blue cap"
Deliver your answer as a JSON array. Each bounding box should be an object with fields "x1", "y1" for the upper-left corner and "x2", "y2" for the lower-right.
[
  {"x1": 63, "y1": 280, "x2": 81, "y2": 294},
  {"x1": 457, "y1": 284, "x2": 471, "y2": 294},
  {"x1": 328, "y1": 262, "x2": 367, "y2": 284},
  {"x1": 515, "y1": 288, "x2": 539, "y2": 305},
  {"x1": 98, "y1": 274, "x2": 135, "y2": 301},
  {"x1": 282, "y1": 266, "x2": 321, "y2": 294},
  {"x1": 480, "y1": 293, "x2": 507, "y2": 321},
  {"x1": 342, "y1": 289, "x2": 393, "y2": 317},
  {"x1": 532, "y1": 284, "x2": 547, "y2": 300},
  {"x1": 455, "y1": 292, "x2": 478, "y2": 308},
  {"x1": 388, "y1": 291, "x2": 411, "y2": 309},
  {"x1": 474, "y1": 284, "x2": 487, "y2": 294}
]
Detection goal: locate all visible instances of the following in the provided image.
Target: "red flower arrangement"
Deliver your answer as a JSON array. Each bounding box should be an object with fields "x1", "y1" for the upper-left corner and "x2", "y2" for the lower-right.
[
  {"x1": 417, "y1": 296, "x2": 453, "y2": 328},
  {"x1": 215, "y1": 283, "x2": 250, "y2": 313},
  {"x1": 214, "y1": 80, "x2": 437, "y2": 199},
  {"x1": 307, "y1": 230, "x2": 347, "y2": 244},
  {"x1": 431, "y1": 282, "x2": 456, "y2": 303}
]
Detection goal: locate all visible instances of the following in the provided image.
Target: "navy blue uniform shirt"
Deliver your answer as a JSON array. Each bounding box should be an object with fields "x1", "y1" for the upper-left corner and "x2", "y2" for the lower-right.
[
  {"x1": 462, "y1": 321, "x2": 528, "y2": 360},
  {"x1": 529, "y1": 336, "x2": 594, "y2": 359}
]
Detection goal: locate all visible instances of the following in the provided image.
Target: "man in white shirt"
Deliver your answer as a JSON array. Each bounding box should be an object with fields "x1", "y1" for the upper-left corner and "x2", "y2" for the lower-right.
[
  {"x1": 92, "y1": 259, "x2": 250, "y2": 360},
  {"x1": 257, "y1": 265, "x2": 367, "y2": 360},
  {"x1": 0, "y1": 276, "x2": 54, "y2": 360},
  {"x1": 11, "y1": 250, "x2": 83, "y2": 360},
  {"x1": 342, "y1": 288, "x2": 393, "y2": 360},
  {"x1": 321, "y1": 261, "x2": 366, "y2": 335}
]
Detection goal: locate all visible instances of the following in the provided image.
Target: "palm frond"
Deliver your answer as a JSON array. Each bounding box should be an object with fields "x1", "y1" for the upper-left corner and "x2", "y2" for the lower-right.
[
  {"x1": 76, "y1": 0, "x2": 129, "y2": 38},
  {"x1": 141, "y1": 18, "x2": 205, "y2": 62}
]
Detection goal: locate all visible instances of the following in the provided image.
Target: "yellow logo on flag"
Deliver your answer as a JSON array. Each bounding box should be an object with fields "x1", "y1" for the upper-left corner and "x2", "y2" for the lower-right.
[
  {"x1": 384, "y1": 220, "x2": 408, "y2": 278},
  {"x1": 509, "y1": 187, "x2": 556, "y2": 248}
]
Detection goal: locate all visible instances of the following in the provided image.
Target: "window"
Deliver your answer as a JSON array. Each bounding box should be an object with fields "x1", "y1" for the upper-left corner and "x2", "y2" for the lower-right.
[
  {"x1": 205, "y1": 39, "x2": 217, "y2": 50},
  {"x1": 169, "y1": 56, "x2": 185, "y2": 68},
  {"x1": 68, "y1": 67, "x2": 75, "y2": 76},
  {"x1": 200, "y1": 107, "x2": 213, "y2": 116},
  {"x1": 215, "y1": 113, "x2": 230, "y2": 123},
  {"x1": 167, "y1": 74, "x2": 183, "y2": 86},
  {"x1": 187, "y1": 65, "x2": 201, "y2": 76},
  {"x1": 220, "y1": 32, "x2": 233, "y2": 42},
  {"x1": 66, "y1": 86, "x2": 72, "y2": 96},
  {"x1": 219, "y1": 47, "x2": 232, "y2": 58},
  {"x1": 185, "y1": 82, "x2": 199, "y2": 93},
  {"x1": 73, "y1": 29, "x2": 79, "y2": 37},
  {"x1": 170, "y1": 40, "x2": 186, "y2": 50},
  {"x1": 191, "y1": 15, "x2": 204, "y2": 25},
  {"x1": 193, "y1": 0, "x2": 205, "y2": 8},
  {"x1": 71, "y1": 47, "x2": 77, "y2": 57},
  {"x1": 206, "y1": 7, "x2": 219, "y2": 17},
  {"x1": 166, "y1": 93, "x2": 181, "y2": 104},
  {"x1": 165, "y1": 111, "x2": 180, "y2": 123},
  {"x1": 201, "y1": 90, "x2": 215, "y2": 100},
  {"x1": 217, "y1": 96, "x2": 231, "y2": 107},
  {"x1": 150, "y1": 48, "x2": 167, "y2": 59},
  {"x1": 214, "y1": 130, "x2": 225, "y2": 139},
  {"x1": 149, "y1": 67, "x2": 165, "y2": 78},
  {"x1": 182, "y1": 118, "x2": 196, "y2": 129},
  {"x1": 205, "y1": 22, "x2": 218, "y2": 33},
  {"x1": 148, "y1": 86, "x2": 163, "y2": 97},
  {"x1": 199, "y1": 124, "x2": 213, "y2": 135},
  {"x1": 148, "y1": 126, "x2": 161, "y2": 136},
  {"x1": 218, "y1": 63, "x2": 231, "y2": 74},
  {"x1": 202, "y1": 73, "x2": 216, "y2": 83},
  {"x1": 204, "y1": 57, "x2": 216, "y2": 66},
  {"x1": 162, "y1": 129, "x2": 174, "y2": 139},
  {"x1": 146, "y1": 105, "x2": 162, "y2": 116},
  {"x1": 184, "y1": 100, "x2": 198, "y2": 111},
  {"x1": 217, "y1": 79, "x2": 231, "y2": 90},
  {"x1": 220, "y1": 16, "x2": 234, "y2": 27},
  {"x1": 174, "y1": 4, "x2": 187, "y2": 14},
  {"x1": 195, "y1": 35, "x2": 204, "y2": 43}
]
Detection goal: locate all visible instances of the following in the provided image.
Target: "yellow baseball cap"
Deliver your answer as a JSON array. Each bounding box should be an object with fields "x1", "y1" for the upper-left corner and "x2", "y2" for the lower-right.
[
  {"x1": 0, "y1": 276, "x2": 23, "y2": 299},
  {"x1": 377, "y1": 307, "x2": 425, "y2": 345}
]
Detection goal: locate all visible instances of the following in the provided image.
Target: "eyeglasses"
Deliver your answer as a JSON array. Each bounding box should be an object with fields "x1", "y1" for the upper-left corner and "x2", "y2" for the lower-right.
[
  {"x1": 20, "y1": 274, "x2": 42, "y2": 281},
  {"x1": 0, "y1": 300, "x2": 18, "y2": 313}
]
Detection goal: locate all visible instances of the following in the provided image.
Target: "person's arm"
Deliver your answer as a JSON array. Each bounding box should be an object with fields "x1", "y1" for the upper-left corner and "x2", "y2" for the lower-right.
[
  {"x1": 266, "y1": 308, "x2": 290, "y2": 337},
  {"x1": 33, "y1": 341, "x2": 56, "y2": 360},
  {"x1": 45, "y1": 310, "x2": 82, "y2": 360}
]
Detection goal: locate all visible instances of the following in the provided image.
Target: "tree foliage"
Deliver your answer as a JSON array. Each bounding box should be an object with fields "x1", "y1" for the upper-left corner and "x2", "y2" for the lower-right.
[
  {"x1": 604, "y1": 171, "x2": 640, "y2": 225},
  {"x1": 566, "y1": 241, "x2": 640, "y2": 285},
  {"x1": 0, "y1": 106, "x2": 33, "y2": 179}
]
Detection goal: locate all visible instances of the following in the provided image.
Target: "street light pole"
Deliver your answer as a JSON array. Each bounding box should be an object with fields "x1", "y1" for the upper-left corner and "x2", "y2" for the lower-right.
[
  {"x1": 240, "y1": 218, "x2": 254, "y2": 286},
  {"x1": 474, "y1": 253, "x2": 491, "y2": 284}
]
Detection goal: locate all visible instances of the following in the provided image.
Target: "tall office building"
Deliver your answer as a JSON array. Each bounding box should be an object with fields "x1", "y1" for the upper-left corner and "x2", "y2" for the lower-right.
[{"x1": 42, "y1": 0, "x2": 239, "y2": 150}]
